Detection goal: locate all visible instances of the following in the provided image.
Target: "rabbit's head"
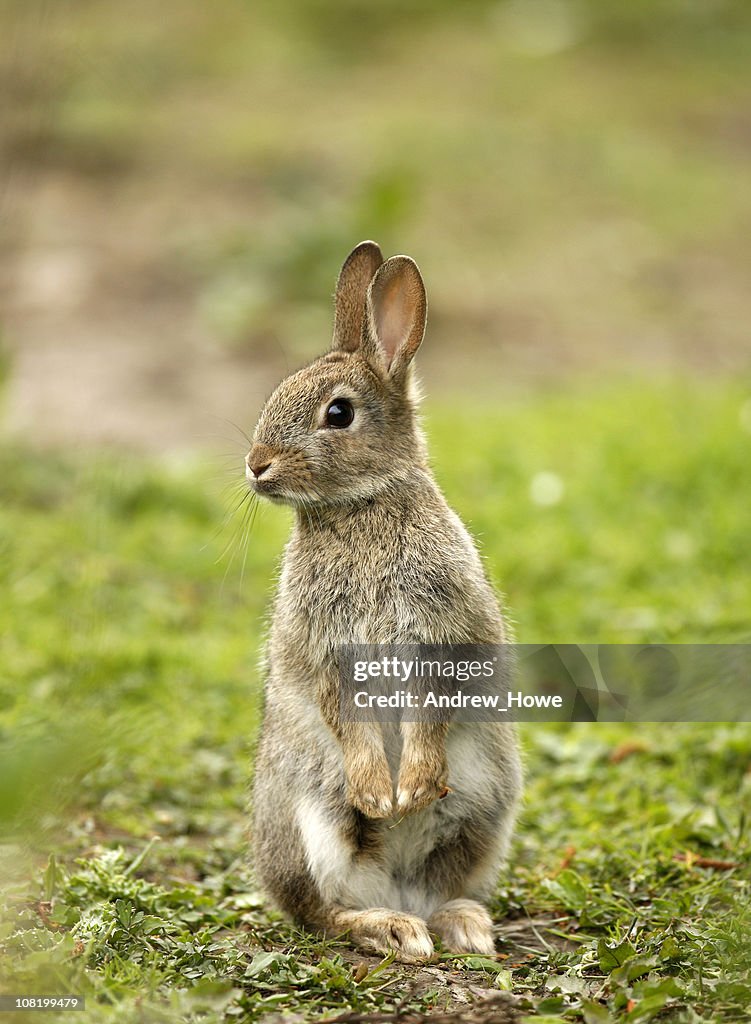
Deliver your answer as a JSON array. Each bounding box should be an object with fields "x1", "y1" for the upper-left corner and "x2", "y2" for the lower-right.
[{"x1": 246, "y1": 241, "x2": 429, "y2": 507}]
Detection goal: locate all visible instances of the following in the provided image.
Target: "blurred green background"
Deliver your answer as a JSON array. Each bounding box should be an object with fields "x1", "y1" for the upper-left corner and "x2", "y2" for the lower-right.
[
  {"x1": 1, "y1": 2, "x2": 750, "y2": 1021},
  {"x1": 2, "y1": 0, "x2": 751, "y2": 444}
]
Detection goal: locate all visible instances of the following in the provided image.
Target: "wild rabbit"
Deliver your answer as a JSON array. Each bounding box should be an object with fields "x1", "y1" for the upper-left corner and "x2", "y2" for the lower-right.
[{"x1": 247, "y1": 242, "x2": 521, "y2": 961}]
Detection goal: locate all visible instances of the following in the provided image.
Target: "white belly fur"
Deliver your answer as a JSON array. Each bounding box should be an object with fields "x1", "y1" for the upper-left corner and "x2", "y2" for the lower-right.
[{"x1": 295, "y1": 725, "x2": 503, "y2": 919}]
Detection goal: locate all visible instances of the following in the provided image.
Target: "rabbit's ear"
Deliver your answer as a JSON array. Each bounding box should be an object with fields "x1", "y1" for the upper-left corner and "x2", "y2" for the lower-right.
[
  {"x1": 363, "y1": 256, "x2": 427, "y2": 378},
  {"x1": 332, "y1": 241, "x2": 384, "y2": 352}
]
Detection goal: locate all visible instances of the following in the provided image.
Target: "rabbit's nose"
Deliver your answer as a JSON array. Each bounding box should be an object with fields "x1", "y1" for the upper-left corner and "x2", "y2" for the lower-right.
[{"x1": 246, "y1": 446, "x2": 274, "y2": 478}]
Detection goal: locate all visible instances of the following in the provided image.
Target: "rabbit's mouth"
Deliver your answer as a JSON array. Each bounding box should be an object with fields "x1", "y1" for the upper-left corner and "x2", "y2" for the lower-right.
[
  {"x1": 245, "y1": 446, "x2": 284, "y2": 496},
  {"x1": 245, "y1": 462, "x2": 308, "y2": 506},
  {"x1": 246, "y1": 464, "x2": 282, "y2": 499},
  {"x1": 245, "y1": 446, "x2": 319, "y2": 505}
]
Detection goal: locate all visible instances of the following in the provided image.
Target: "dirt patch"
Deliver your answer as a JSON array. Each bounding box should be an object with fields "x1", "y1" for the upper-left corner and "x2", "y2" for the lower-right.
[
  {"x1": 3, "y1": 168, "x2": 750, "y2": 455},
  {"x1": 1, "y1": 170, "x2": 281, "y2": 453},
  {"x1": 245, "y1": 916, "x2": 568, "y2": 1024}
]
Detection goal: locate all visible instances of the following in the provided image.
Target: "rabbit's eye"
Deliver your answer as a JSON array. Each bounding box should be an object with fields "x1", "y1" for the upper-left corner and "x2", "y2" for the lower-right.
[{"x1": 325, "y1": 399, "x2": 354, "y2": 428}]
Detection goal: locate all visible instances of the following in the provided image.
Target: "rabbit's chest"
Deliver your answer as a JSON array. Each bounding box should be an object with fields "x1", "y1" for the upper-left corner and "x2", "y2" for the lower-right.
[{"x1": 282, "y1": 535, "x2": 424, "y2": 644}]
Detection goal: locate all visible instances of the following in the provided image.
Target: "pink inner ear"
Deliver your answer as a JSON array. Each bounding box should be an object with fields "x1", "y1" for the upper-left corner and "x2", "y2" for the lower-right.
[{"x1": 375, "y1": 277, "x2": 415, "y2": 368}]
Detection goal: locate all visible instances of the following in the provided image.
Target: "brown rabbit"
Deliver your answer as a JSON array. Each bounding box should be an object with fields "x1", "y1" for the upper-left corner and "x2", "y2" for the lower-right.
[{"x1": 248, "y1": 242, "x2": 521, "y2": 961}]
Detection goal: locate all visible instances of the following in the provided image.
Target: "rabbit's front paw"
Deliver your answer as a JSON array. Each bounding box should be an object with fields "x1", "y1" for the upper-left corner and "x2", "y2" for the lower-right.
[
  {"x1": 361, "y1": 910, "x2": 434, "y2": 962},
  {"x1": 332, "y1": 908, "x2": 434, "y2": 962},
  {"x1": 396, "y1": 754, "x2": 448, "y2": 816},
  {"x1": 428, "y1": 899, "x2": 496, "y2": 955},
  {"x1": 346, "y1": 754, "x2": 394, "y2": 819}
]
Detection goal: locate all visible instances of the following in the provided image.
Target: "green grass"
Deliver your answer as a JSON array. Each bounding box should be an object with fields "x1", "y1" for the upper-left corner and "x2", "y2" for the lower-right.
[{"x1": 1, "y1": 377, "x2": 750, "y2": 1022}]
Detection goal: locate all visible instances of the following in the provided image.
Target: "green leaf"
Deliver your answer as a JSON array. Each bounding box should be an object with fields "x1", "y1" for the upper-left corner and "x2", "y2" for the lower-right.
[
  {"x1": 715, "y1": 982, "x2": 751, "y2": 1002},
  {"x1": 461, "y1": 955, "x2": 511, "y2": 975},
  {"x1": 598, "y1": 937, "x2": 637, "y2": 972},
  {"x1": 536, "y1": 996, "x2": 568, "y2": 1013},
  {"x1": 632, "y1": 977, "x2": 683, "y2": 1000},
  {"x1": 115, "y1": 899, "x2": 133, "y2": 928},
  {"x1": 545, "y1": 973, "x2": 587, "y2": 994},
  {"x1": 625, "y1": 994, "x2": 669, "y2": 1022},
  {"x1": 582, "y1": 1001, "x2": 615, "y2": 1024},
  {"x1": 244, "y1": 950, "x2": 294, "y2": 978},
  {"x1": 174, "y1": 979, "x2": 240, "y2": 1012},
  {"x1": 658, "y1": 936, "x2": 681, "y2": 960},
  {"x1": 611, "y1": 954, "x2": 657, "y2": 985},
  {"x1": 626, "y1": 978, "x2": 684, "y2": 1022},
  {"x1": 542, "y1": 869, "x2": 589, "y2": 910}
]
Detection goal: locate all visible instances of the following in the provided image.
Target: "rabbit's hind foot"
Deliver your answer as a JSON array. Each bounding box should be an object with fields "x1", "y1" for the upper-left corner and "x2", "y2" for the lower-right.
[
  {"x1": 330, "y1": 907, "x2": 434, "y2": 963},
  {"x1": 428, "y1": 898, "x2": 496, "y2": 955}
]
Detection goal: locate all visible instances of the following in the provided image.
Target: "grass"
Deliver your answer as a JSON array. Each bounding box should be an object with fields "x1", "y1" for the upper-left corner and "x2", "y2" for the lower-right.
[{"x1": 1, "y1": 376, "x2": 751, "y2": 1022}]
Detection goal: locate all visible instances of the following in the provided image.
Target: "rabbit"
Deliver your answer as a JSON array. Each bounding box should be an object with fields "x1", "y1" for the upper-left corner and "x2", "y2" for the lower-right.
[{"x1": 247, "y1": 241, "x2": 522, "y2": 962}]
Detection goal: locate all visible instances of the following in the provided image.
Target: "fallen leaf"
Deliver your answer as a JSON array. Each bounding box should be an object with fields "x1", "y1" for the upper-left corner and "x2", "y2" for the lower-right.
[
  {"x1": 352, "y1": 962, "x2": 369, "y2": 982},
  {"x1": 551, "y1": 844, "x2": 577, "y2": 876},
  {"x1": 36, "y1": 901, "x2": 61, "y2": 930},
  {"x1": 609, "y1": 741, "x2": 649, "y2": 763}
]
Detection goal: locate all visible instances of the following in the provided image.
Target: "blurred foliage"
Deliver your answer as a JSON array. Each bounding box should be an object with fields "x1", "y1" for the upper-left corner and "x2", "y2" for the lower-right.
[
  {"x1": 428, "y1": 380, "x2": 751, "y2": 642},
  {"x1": 2, "y1": 0, "x2": 750, "y2": 372},
  {"x1": 0, "y1": 331, "x2": 10, "y2": 395}
]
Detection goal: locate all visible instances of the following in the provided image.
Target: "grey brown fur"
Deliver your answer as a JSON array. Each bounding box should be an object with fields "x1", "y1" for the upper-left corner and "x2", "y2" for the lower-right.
[{"x1": 247, "y1": 242, "x2": 522, "y2": 961}]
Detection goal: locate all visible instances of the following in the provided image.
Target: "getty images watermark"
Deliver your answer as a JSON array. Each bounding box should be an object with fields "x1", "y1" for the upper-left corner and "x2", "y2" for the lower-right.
[{"x1": 339, "y1": 644, "x2": 751, "y2": 722}]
